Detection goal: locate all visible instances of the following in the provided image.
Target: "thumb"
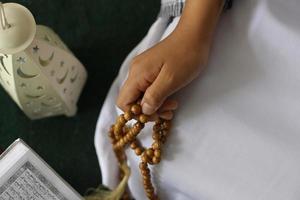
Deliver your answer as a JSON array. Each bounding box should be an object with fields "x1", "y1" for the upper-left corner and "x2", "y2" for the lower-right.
[{"x1": 141, "y1": 67, "x2": 176, "y2": 115}]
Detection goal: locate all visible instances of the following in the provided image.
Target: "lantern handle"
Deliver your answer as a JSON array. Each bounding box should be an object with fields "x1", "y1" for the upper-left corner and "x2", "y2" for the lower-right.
[{"x1": 0, "y1": 2, "x2": 11, "y2": 30}]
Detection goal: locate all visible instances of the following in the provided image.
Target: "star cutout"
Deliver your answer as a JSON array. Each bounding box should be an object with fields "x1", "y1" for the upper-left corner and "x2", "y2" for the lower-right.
[
  {"x1": 16, "y1": 57, "x2": 25, "y2": 64},
  {"x1": 33, "y1": 45, "x2": 39, "y2": 53}
]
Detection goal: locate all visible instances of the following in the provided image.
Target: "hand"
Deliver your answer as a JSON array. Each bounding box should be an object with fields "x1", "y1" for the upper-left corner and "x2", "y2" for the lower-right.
[
  {"x1": 117, "y1": 0, "x2": 223, "y2": 120},
  {"x1": 117, "y1": 29, "x2": 209, "y2": 119}
]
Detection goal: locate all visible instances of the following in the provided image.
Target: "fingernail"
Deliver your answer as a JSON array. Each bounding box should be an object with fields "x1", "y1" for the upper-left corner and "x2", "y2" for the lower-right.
[
  {"x1": 159, "y1": 112, "x2": 173, "y2": 120},
  {"x1": 142, "y1": 103, "x2": 155, "y2": 115}
]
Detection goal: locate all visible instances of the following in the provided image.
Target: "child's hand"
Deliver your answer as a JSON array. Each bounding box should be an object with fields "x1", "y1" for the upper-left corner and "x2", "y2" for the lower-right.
[
  {"x1": 117, "y1": 30, "x2": 208, "y2": 119},
  {"x1": 117, "y1": 0, "x2": 224, "y2": 119}
]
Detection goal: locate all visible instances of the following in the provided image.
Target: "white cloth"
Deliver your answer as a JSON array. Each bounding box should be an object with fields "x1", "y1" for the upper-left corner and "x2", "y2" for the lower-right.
[{"x1": 95, "y1": 0, "x2": 300, "y2": 199}]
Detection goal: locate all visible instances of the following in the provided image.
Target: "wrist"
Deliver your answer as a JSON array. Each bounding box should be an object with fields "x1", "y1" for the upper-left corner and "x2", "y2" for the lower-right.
[{"x1": 174, "y1": 0, "x2": 223, "y2": 50}]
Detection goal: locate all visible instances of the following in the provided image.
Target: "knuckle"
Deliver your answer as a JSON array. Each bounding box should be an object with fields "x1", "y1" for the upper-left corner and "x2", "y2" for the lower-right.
[
  {"x1": 144, "y1": 71, "x2": 157, "y2": 83},
  {"x1": 129, "y1": 64, "x2": 138, "y2": 74},
  {"x1": 145, "y1": 91, "x2": 161, "y2": 107},
  {"x1": 130, "y1": 57, "x2": 142, "y2": 70}
]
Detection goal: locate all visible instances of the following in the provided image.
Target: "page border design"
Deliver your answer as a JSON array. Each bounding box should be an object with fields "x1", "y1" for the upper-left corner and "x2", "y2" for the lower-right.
[{"x1": 0, "y1": 161, "x2": 67, "y2": 200}]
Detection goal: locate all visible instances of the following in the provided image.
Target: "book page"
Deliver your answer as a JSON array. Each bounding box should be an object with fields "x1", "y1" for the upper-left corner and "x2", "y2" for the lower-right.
[{"x1": 0, "y1": 161, "x2": 67, "y2": 200}]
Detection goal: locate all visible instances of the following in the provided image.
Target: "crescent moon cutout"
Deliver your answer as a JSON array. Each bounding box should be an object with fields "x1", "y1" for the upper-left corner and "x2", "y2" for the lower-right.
[
  {"x1": 25, "y1": 94, "x2": 45, "y2": 99},
  {"x1": 39, "y1": 52, "x2": 54, "y2": 67},
  {"x1": 70, "y1": 72, "x2": 78, "y2": 83},
  {"x1": 56, "y1": 69, "x2": 69, "y2": 84},
  {"x1": 0, "y1": 56, "x2": 10, "y2": 75},
  {"x1": 17, "y1": 67, "x2": 38, "y2": 79}
]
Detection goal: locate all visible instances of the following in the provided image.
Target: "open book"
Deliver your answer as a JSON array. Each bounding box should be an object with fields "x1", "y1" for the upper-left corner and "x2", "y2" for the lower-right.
[{"x1": 0, "y1": 139, "x2": 83, "y2": 200}]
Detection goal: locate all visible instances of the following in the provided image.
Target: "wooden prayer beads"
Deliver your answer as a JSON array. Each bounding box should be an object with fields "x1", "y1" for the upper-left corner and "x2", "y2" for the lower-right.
[{"x1": 108, "y1": 103, "x2": 172, "y2": 200}]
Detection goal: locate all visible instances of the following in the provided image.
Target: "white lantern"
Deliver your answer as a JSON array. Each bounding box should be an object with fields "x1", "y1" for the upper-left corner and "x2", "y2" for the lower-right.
[{"x1": 0, "y1": 2, "x2": 88, "y2": 120}]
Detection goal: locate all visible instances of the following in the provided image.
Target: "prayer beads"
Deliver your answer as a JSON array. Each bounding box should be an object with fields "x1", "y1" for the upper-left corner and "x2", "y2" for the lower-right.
[{"x1": 108, "y1": 103, "x2": 172, "y2": 200}]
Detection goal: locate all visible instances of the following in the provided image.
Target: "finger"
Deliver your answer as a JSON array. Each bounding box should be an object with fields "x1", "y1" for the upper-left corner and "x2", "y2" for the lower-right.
[
  {"x1": 158, "y1": 99, "x2": 178, "y2": 113},
  {"x1": 141, "y1": 67, "x2": 176, "y2": 115},
  {"x1": 159, "y1": 111, "x2": 174, "y2": 120},
  {"x1": 117, "y1": 77, "x2": 141, "y2": 112}
]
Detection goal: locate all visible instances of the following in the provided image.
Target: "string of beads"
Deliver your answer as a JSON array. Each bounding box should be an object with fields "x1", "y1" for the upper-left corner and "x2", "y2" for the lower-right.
[{"x1": 108, "y1": 103, "x2": 172, "y2": 200}]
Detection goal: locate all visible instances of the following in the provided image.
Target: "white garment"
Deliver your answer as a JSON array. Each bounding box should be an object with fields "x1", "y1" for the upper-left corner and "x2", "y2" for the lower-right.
[{"x1": 95, "y1": 0, "x2": 300, "y2": 199}]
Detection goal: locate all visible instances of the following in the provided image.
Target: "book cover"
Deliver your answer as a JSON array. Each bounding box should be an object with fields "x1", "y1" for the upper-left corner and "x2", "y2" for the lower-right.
[{"x1": 0, "y1": 139, "x2": 83, "y2": 200}]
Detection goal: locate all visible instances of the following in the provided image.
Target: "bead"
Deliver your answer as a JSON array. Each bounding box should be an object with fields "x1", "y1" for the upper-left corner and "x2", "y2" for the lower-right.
[
  {"x1": 109, "y1": 125, "x2": 115, "y2": 133},
  {"x1": 131, "y1": 127, "x2": 140, "y2": 136},
  {"x1": 152, "y1": 156, "x2": 161, "y2": 164},
  {"x1": 123, "y1": 126, "x2": 130, "y2": 133},
  {"x1": 139, "y1": 114, "x2": 149, "y2": 123},
  {"x1": 141, "y1": 153, "x2": 149, "y2": 163},
  {"x1": 134, "y1": 122, "x2": 144, "y2": 130},
  {"x1": 143, "y1": 167, "x2": 150, "y2": 174},
  {"x1": 162, "y1": 121, "x2": 171, "y2": 130},
  {"x1": 124, "y1": 111, "x2": 133, "y2": 121},
  {"x1": 126, "y1": 129, "x2": 133, "y2": 137},
  {"x1": 143, "y1": 179, "x2": 151, "y2": 186},
  {"x1": 153, "y1": 124, "x2": 161, "y2": 132},
  {"x1": 131, "y1": 104, "x2": 142, "y2": 115},
  {"x1": 147, "y1": 192, "x2": 154, "y2": 196},
  {"x1": 152, "y1": 141, "x2": 161, "y2": 150},
  {"x1": 139, "y1": 162, "x2": 147, "y2": 170},
  {"x1": 135, "y1": 147, "x2": 143, "y2": 156},
  {"x1": 130, "y1": 141, "x2": 138, "y2": 149},
  {"x1": 120, "y1": 138, "x2": 125, "y2": 145},
  {"x1": 146, "y1": 148, "x2": 154, "y2": 158},
  {"x1": 152, "y1": 132, "x2": 161, "y2": 141},
  {"x1": 147, "y1": 193, "x2": 155, "y2": 199},
  {"x1": 114, "y1": 124, "x2": 122, "y2": 135},
  {"x1": 117, "y1": 114, "x2": 126, "y2": 124},
  {"x1": 148, "y1": 160, "x2": 154, "y2": 165},
  {"x1": 142, "y1": 169, "x2": 150, "y2": 176},
  {"x1": 124, "y1": 137, "x2": 130, "y2": 145},
  {"x1": 154, "y1": 149, "x2": 161, "y2": 158},
  {"x1": 108, "y1": 131, "x2": 114, "y2": 138},
  {"x1": 161, "y1": 130, "x2": 169, "y2": 137},
  {"x1": 146, "y1": 189, "x2": 154, "y2": 194},
  {"x1": 143, "y1": 174, "x2": 150, "y2": 181},
  {"x1": 125, "y1": 133, "x2": 131, "y2": 140}
]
